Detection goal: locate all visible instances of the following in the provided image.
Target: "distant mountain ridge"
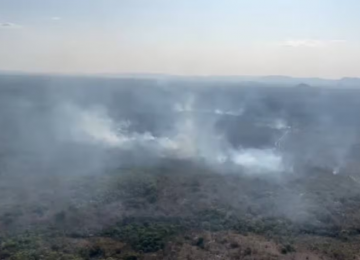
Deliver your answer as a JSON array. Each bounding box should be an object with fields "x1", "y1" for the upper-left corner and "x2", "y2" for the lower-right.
[
  {"x1": 1, "y1": 71, "x2": 360, "y2": 87},
  {"x1": 246, "y1": 75, "x2": 360, "y2": 87},
  {"x1": 97, "y1": 74, "x2": 360, "y2": 87}
]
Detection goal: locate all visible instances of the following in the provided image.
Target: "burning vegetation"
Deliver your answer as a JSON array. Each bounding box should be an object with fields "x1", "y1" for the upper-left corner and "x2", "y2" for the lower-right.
[{"x1": 1, "y1": 74, "x2": 360, "y2": 259}]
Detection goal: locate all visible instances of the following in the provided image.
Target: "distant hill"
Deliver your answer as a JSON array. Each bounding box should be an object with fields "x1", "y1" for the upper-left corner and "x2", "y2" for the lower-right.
[
  {"x1": 295, "y1": 83, "x2": 312, "y2": 88},
  {"x1": 254, "y1": 76, "x2": 337, "y2": 87},
  {"x1": 338, "y1": 77, "x2": 360, "y2": 87},
  {"x1": 1, "y1": 71, "x2": 360, "y2": 88},
  {"x1": 104, "y1": 74, "x2": 360, "y2": 88}
]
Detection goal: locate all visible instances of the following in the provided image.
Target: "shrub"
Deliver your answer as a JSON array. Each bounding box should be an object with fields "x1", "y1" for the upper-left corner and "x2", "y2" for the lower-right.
[{"x1": 104, "y1": 221, "x2": 177, "y2": 253}]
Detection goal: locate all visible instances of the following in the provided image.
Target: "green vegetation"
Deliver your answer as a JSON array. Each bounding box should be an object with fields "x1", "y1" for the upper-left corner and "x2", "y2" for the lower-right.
[
  {"x1": 103, "y1": 220, "x2": 178, "y2": 253},
  {"x1": 2, "y1": 166, "x2": 360, "y2": 259}
]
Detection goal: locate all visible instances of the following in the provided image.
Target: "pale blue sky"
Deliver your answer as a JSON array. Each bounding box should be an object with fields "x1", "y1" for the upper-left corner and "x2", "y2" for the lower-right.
[{"x1": 1, "y1": 0, "x2": 360, "y2": 77}]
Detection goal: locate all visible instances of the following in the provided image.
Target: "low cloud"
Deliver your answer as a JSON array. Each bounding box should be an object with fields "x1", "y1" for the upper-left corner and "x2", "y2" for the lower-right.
[
  {"x1": 281, "y1": 39, "x2": 346, "y2": 48},
  {"x1": 0, "y1": 22, "x2": 22, "y2": 29},
  {"x1": 51, "y1": 17, "x2": 61, "y2": 21}
]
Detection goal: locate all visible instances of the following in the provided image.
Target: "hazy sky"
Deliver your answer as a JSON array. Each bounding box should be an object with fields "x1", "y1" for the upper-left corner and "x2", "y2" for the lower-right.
[{"x1": 1, "y1": 0, "x2": 360, "y2": 78}]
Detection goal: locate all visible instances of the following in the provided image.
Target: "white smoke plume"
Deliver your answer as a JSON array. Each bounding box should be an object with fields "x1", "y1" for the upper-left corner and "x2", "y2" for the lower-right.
[
  {"x1": 54, "y1": 99, "x2": 288, "y2": 177},
  {"x1": 230, "y1": 148, "x2": 285, "y2": 174}
]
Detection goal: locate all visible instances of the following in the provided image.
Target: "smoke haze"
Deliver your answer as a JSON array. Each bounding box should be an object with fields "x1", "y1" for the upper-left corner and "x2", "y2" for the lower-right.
[{"x1": 2, "y1": 74, "x2": 360, "y2": 259}]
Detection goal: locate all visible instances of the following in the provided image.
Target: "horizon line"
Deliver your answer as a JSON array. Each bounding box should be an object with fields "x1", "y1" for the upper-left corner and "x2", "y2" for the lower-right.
[{"x1": 0, "y1": 69, "x2": 359, "y2": 81}]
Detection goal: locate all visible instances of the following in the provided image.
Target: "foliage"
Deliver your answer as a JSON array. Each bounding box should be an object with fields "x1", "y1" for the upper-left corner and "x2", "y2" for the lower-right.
[{"x1": 103, "y1": 220, "x2": 177, "y2": 253}]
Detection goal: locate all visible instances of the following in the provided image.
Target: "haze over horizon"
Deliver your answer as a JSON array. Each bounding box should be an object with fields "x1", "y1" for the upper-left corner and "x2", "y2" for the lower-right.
[
  {"x1": 3, "y1": 3, "x2": 360, "y2": 258},
  {"x1": 1, "y1": 0, "x2": 360, "y2": 78}
]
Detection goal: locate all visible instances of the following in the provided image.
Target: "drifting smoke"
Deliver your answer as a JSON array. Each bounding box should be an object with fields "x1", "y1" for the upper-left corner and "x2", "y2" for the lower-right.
[
  {"x1": 2, "y1": 74, "x2": 360, "y2": 248},
  {"x1": 56, "y1": 103, "x2": 179, "y2": 152},
  {"x1": 58, "y1": 103, "x2": 127, "y2": 147},
  {"x1": 230, "y1": 148, "x2": 285, "y2": 174},
  {"x1": 270, "y1": 118, "x2": 290, "y2": 130},
  {"x1": 54, "y1": 96, "x2": 288, "y2": 176},
  {"x1": 8, "y1": 81, "x2": 352, "y2": 181},
  {"x1": 214, "y1": 109, "x2": 244, "y2": 116}
]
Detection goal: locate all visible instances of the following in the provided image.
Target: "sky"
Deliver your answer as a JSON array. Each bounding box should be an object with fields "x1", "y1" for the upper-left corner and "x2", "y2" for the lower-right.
[{"x1": 0, "y1": 0, "x2": 360, "y2": 78}]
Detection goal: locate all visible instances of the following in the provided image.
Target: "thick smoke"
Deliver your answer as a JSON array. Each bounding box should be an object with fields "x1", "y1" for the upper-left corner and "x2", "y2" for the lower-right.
[
  {"x1": 230, "y1": 148, "x2": 284, "y2": 173},
  {"x1": 50, "y1": 93, "x2": 290, "y2": 177},
  {"x1": 3, "y1": 79, "x2": 356, "y2": 181},
  {"x1": 1, "y1": 75, "x2": 360, "y2": 237}
]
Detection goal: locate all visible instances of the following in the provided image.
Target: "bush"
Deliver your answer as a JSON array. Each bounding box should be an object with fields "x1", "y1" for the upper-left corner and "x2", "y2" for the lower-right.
[
  {"x1": 111, "y1": 172, "x2": 159, "y2": 207},
  {"x1": 281, "y1": 244, "x2": 296, "y2": 254},
  {"x1": 194, "y1": 237, "x2": 205, "y2": 249},
  {"x1": 104, "y1": 221, "x2": 177, "y2": 253}
]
